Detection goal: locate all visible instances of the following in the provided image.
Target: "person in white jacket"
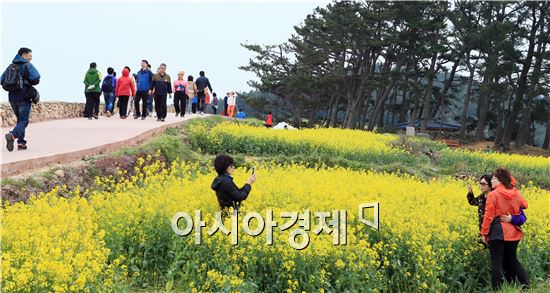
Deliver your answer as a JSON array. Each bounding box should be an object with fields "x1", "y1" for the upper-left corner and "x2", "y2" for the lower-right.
[{"x1": 227, "y1": 91, "x2": 237, "y2": 117}]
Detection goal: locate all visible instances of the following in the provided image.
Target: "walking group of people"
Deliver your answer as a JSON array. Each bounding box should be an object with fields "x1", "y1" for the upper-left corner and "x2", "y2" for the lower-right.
[
  {"x1": 83, "y1": 60, "x2": 223, "y2": 122},
  {"x1": 1, "y1": 48, "x2": 277, "y2": 151},
  {"x1": 467, "y1": 168, "x2": 530, "y2": 290}
]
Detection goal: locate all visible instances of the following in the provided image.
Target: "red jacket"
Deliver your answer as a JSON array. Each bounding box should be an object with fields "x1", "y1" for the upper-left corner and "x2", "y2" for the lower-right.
[
  {"x1": 266, "y1": 114, "x2": 273, "y2": 125},
  {"x1": 115, "y1": 68, "x2": 136, "y2": 97},
  {"x1": 481, "y1": 184, "x2": 528, "y2": 241}
]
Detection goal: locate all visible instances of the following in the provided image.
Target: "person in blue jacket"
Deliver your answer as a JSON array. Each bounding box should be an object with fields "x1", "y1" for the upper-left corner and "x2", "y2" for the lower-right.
[
  {"x1": 1, "y1": 47, "x2": 41, "y2": 151},
  {"x1": 236, "y1": 110, "x2": 245, "y2": 119},
  {"x1": 135, "y1": 60, "x2": 153, "y2": 119},
  {"x1": 101, "y1": 67, "x2": 117, "y2": 117}
]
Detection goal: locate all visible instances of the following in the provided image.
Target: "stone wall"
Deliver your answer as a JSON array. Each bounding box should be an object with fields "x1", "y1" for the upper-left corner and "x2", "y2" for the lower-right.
[{"x1": 1, "y1": 102, "x2": 85, "y2": 127}]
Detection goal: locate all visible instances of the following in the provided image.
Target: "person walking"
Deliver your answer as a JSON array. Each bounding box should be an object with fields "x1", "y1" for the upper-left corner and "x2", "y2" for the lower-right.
[
  {"x1": 211, "y1": 92, "x2": 219, "y2": 114},
  {"x1": 135, "y1": 60, "x2": 153, "y2": 120},
  {"x1": 1, "y1": 47, "x2": 41, "y2": 151},
  {"x1": 195, "y1": 71, "x2": 213, "y2": 115},
  {"x1": 173, "y1": 71, "x2": 187, "y2": 117},
  {"x1": 147, "y1": 64, "x2": 154, "y2": 116},
  {"x1": 115, "y1": 68, "x2": 136, "y2": 119},
  {"x1": 150, "y1": 63, "x2": 172, "y2": 122},
  {"x1": 101, "y1": 67, "x2": 117, "y2": 117},
  {"x1": 185, "y1": 75, "x2": 197, "y2": 114},
  {"x1": 83, "y1": 62, "x2": 102, "y2": 120},
  {"x1": 223, "y1": 92, "x2": 229, "y2": 116}
]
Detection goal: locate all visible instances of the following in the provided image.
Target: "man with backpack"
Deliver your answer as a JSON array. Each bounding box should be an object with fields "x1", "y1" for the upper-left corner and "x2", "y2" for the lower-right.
[
  {"x1": 1, "y1": 47, "x2": 41, "y2": 151},
  {"x1": 101, "y1": 67, "x2": 117, "y2": 117},
  {"x1": 83, "y1": 62, "x2": 102, "y2": 120}
]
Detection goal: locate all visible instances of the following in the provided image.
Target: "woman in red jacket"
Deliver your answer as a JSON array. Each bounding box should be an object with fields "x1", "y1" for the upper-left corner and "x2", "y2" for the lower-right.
[
  {"x1": 115, "y1": 68, "x2": 136, "y2": 119},
  {"x1": 481, "y1": 168, "x2": 529, "y2": 290}
]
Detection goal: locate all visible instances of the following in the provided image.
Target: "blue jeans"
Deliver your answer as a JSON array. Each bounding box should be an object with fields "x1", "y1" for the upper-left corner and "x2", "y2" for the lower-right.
[
  {"x1": 10, "y1": 99, "x2": 32, "y2": 145},
  {"x1": 103, "y1": 92, "x2": 115, "y2": 113},
  {"x1": 148, "y1": 95, "x2": 153, "y2": 113}
]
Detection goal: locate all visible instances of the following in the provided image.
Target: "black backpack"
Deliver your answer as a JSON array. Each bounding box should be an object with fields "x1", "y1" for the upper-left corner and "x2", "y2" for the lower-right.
[
  {"x1": 101, "y1": 75, "x2": 114, "y2": 92},
  {"x1": 1, "y1": 63, "x2": 26, "y2": 92}
]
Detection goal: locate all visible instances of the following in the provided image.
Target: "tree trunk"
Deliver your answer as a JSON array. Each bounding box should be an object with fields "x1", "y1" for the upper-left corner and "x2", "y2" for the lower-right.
[
  {"x1": 358, "y1": 90, "x2": 373, "y2": 130},
  {"x1": 420, "y1": 53, "x2": 438, "y2": 133},
  {"x1": 308, "y1": 95, "x2": 319, "y2": 128},
  {"x1": 475, "y1": 76, "x2": 491, "y2": 140},
  {"x1": 367, "y1": 62, "x2": 402, "y2": 131},
  {"x1": 494, "y1": 92, "x2": 515, "y2": 146},
  {"x1": 459, "y1": 53, "x2": 476, "y2": 142},
  {"x1": 430, "y1": 56, "x2": 460, "y2": 119},
  {"x1": 409, "y1": 84, "x2": 422, "y2": 126},
  {"x1": 324, "y1": 94, "x2": 335, "y2": 127},
  {"x1": 500, "y1": 4, "x2": 541, "y2": 146},
  {"x1": 543, "y1": 118, "x2": 550, "y2": 150},
  {"x1": 493, "y1": 95, "x2": 506, "y2": 146},
  {"x1": 398, "y1": 78, "x2": 410, "y2": 123},
  {"x1": 516, "y1": 8, "x2": 546, "y2": 147},
  {"x1": 330, "y1": 94, "x2": 341, "y2": 127}
]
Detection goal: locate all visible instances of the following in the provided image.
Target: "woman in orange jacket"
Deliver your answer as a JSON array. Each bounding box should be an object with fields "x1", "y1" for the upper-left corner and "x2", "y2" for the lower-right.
[{"x1": 480, "y1": 168, "x2": 529, "y2": 290}]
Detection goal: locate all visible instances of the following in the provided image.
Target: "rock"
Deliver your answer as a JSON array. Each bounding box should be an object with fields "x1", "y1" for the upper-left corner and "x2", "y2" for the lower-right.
[
  {"x1": 1, "y1": 102, "x2": 86, "y2": 127},
  {"x1": 54, "y1": 169, "x2": 65, "y2": 178},
  {"x1": 416, "y1": 133, "x2": 431, "y2": 139}
]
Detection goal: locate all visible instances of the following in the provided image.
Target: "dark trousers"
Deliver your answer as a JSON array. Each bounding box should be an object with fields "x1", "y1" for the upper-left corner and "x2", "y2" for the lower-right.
[
  {"x1": 10, "y1": 99, "x2": 32, "y2": 145},
  {"x1": 154, "y1": 94, "x2": 167, "y2": 119},
  {"x1": 197, "y1": 90, "x2": 206, "y2": 112},
  {"x1": 147, "y1": 95, "x2": 154, "y2": 113},
  {"x1": 84, "y1": 92, "x2": 101, "y2": 117},
  {"x1": 489, "y1": 240, "x2": 529, "y2": 290},
  {"x1": 191, "y1": 103, "x2": 198, "y2": 113},
  {"x1": 174, "y1": 91, "x2": 187, "y2": 116},
  {"x1": 211, "y1": 106, "x2": 217, "y2": 114},
  {"x1": 134, "y1": 91, "x2": 149, "y2": 117},
  {"x1": 118, "y1": 96, "x2": 129, "y2": 117}
]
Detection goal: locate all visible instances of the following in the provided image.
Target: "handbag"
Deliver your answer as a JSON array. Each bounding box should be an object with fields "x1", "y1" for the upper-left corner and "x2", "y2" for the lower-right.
[{"x1": 28, "y1": 86, "x2": 40, "y2": 104}]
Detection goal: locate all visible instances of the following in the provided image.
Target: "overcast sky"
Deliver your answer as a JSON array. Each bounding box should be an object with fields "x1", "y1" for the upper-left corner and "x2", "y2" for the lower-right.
[{"x1": 1, "y1": 0, "x2": 331, "y2": 102}]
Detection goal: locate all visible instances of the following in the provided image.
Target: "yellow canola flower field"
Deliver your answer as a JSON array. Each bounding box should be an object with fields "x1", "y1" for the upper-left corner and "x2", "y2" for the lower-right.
[
  {"x1": 210, "y1": 123, "x2": 399, "y2": 153},
  {"x1": 2, "y1": 158, "x2": 548, "y2": 292},
  {"x1": 190, "y1": 121, "x2": 550, "y2": 187},
  {"x1": 441, "y1": 147, "x2": 550, "y2": 174}
]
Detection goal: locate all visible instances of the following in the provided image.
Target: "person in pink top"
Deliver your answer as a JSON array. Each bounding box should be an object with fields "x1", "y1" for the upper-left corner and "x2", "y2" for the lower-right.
[
  {"x1": 173, "y1": 71, "x2": 187, "y2": 117},
  {"x1": 115, "y1": 68, "x2": 136, "y2": 119}
]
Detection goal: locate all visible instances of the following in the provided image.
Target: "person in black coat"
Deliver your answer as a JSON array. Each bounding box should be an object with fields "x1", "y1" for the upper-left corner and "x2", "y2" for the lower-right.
[{"x1": 211, "y1": 154, "x2": 256, "y2": 210}]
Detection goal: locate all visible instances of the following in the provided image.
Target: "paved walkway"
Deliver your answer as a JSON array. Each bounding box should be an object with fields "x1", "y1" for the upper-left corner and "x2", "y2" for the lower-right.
[{"x1": 1, "y1": 113, "x2": 209, "y2": 177}]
